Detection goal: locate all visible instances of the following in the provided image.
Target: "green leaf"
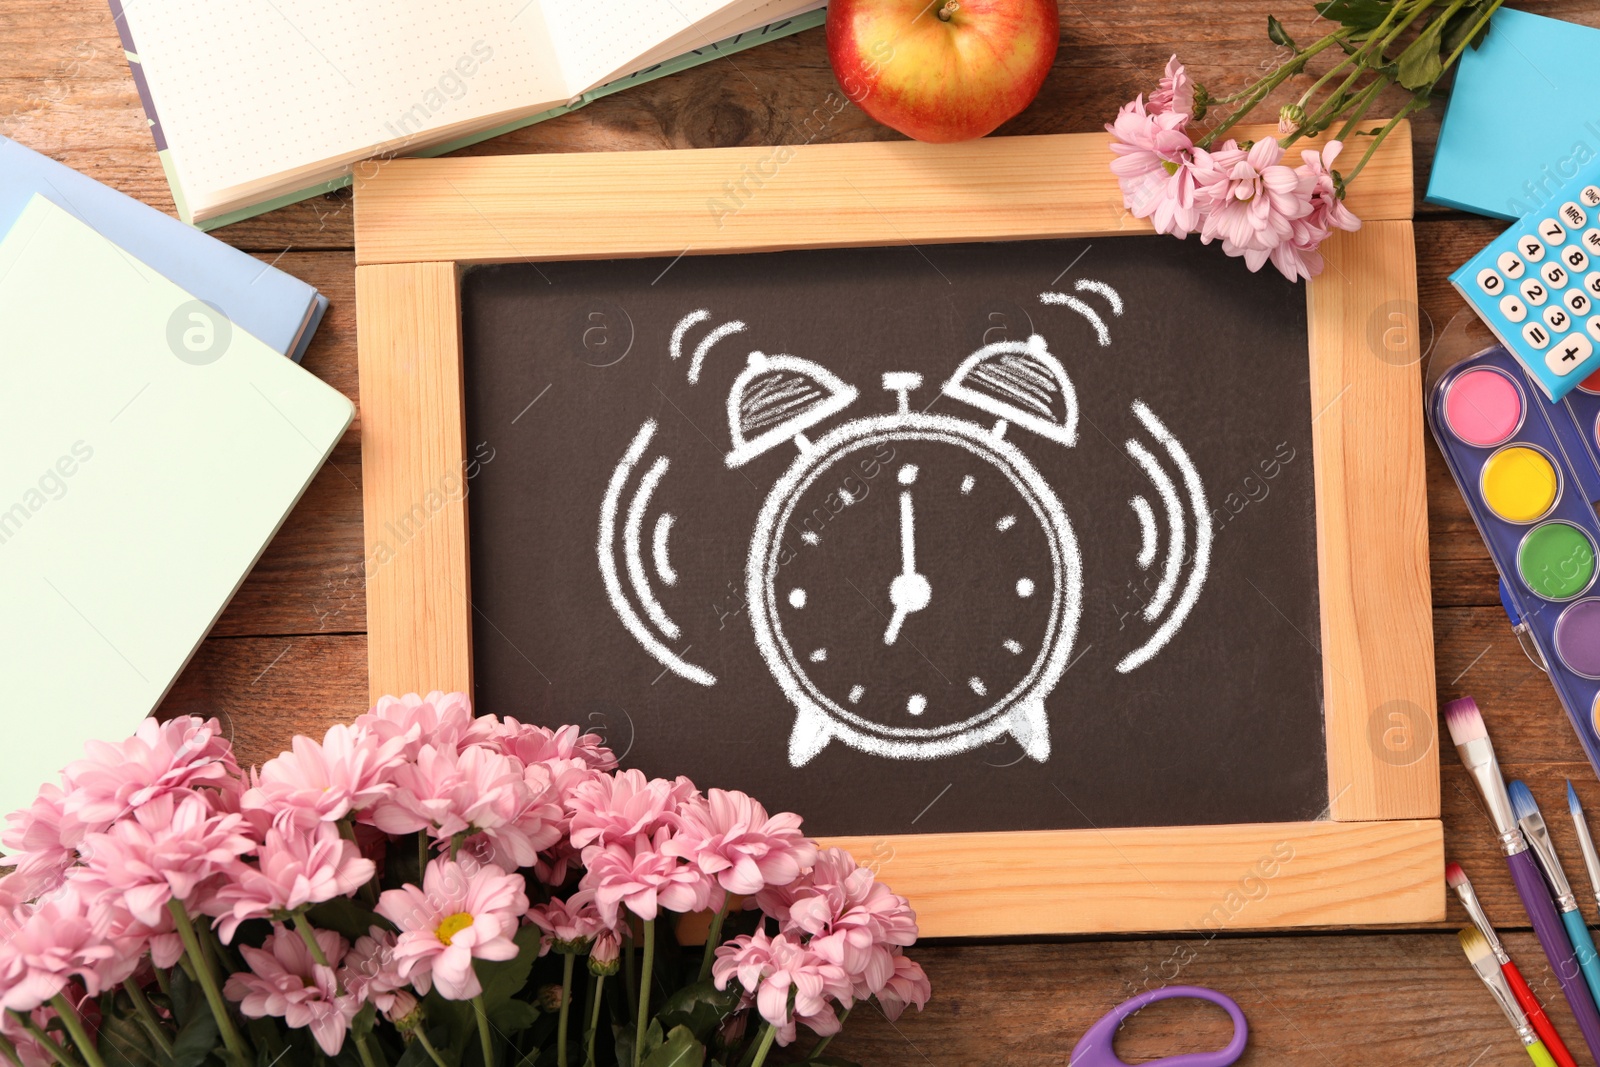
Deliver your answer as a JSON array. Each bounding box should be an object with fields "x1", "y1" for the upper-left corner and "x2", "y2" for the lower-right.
[
  {"x1": 488, "y1": 999, "x2": 540, "y2": 1036},
  {"x1": 423, "y1": 990, "x2": 476, "y2": 1054},
  {"x1": 352, "y1": 1000, "x2": 379, "y2": 1040},
  {"x1": 473, "y1": 925, "x2": 545, "y2": 1013},
  {"x1": 1312, "y1": 0, "x2": 1393, "y2": 31},
  {"x1": 95, "y1": 1011, "x2": 156, "y2": 1067},
  {"x1": 169, "y1": 1004, "x2": 222, "y2": 1067},
  {"x1": 1266, "y1": 15, "x2": 1296, "y2": 50},
  {"x1": 612, "y1": 1021, "x2": 636, "y2": 1067},
  {"x1": 654, "y1": 981, "x2": 742, "y2": 1044},
  {"x1": 1396, "y1": 20, "x2": 1444, "y2": 89},
  {"x1": 640, "y1": 1025, "x2": 706, "y2": 1067},
  {"x1": 306, "y1": 897, "x2": 396, "y2": 940},
  {"x1": 1440, "y1": 3, "x2": 1493, "y2": 59},
  {"x1": 394, "y1": 1029, "x2": 448, "y2": 1067}
]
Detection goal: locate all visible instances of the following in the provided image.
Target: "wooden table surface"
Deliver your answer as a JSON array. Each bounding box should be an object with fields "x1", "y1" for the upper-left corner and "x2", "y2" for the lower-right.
[{"x1": 7, "y1": 0, "x2": 1597, "y2": 1061}]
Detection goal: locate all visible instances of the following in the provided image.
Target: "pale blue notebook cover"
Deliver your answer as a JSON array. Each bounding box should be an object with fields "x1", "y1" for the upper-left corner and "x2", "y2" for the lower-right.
[
  {"x1": 0, "y1": 136, "x2": 326, "y2": 361},
  {"x1": 1428, "y1": 7, "x2": 1600, "y2": 221}
]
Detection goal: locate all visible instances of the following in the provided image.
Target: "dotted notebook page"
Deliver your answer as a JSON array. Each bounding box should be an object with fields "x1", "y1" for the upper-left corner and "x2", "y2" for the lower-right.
[
  {"x1": 539, "y1": 0, "x2": 747, "y2": 91},
  {"x1": 122, "y1": 0, "x2": 569, "y2": 205}
]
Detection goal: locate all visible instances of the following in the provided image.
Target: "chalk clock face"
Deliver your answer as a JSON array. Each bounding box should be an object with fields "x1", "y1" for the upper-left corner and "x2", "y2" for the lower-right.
[{"x1": 751, "y1": 419, "x2": 1075, "y2": 752}]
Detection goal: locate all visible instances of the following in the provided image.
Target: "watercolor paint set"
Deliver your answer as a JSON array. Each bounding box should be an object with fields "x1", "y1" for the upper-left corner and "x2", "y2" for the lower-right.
[{"x1": 1429, "y1": 344, "x2": 1600, "y2": 773}]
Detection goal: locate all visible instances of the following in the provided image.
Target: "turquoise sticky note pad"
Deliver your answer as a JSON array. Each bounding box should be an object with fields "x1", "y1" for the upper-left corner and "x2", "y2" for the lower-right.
[
  {"x1": 1428, "y1": 7, "x2": 1600, "y2": 220},
  {"x1": 0, "y1": 196, "x2": 352, "y2": 818}
]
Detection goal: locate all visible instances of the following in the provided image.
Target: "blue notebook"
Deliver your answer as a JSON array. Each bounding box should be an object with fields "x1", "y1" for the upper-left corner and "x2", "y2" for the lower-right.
[
  {"x1": 1428, "y1": 7, "x2": 1600, "y2": 221},
  {"x1": 0, "y1": 136, "x2": 325, "y2": 362}
]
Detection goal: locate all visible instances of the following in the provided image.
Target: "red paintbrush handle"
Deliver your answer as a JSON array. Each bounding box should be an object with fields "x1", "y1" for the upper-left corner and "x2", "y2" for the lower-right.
[{"x1": 1505, "y1": 959, "x2": 1579, "y2": 1067}]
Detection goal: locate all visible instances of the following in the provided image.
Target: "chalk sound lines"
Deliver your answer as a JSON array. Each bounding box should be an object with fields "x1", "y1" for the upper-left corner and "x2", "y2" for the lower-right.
[
  {"x1": 940, "y1": 333, "x2": 1078, "y2": 447},
  {"x1": 599, "y1": 420, "x2": 715, "y2": 686},
  {"x1": 1117, "y1": 401, "x2": 1212, "y2": 673},
  {"x1": 652, "y1": 513, "x2": 677, "y2": 586},
  {"x1": 669, "y1": 308, "x2": 746, "y2": 384},
  {"x1": 1039, "y1": 278, "x2": 1124, "y2": 347},
  {"x1": 1129, "y1": 496, "x2": 1157, "y2": 569}
]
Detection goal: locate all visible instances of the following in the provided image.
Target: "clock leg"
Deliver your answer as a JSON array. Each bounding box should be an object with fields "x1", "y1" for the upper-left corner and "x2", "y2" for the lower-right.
[
  {"x1": 1008, "y1": 699, "x2": 1052, "y2": 762},
  {"x1": 787, "y1": 705, "x2": 835, "y2": 767}
]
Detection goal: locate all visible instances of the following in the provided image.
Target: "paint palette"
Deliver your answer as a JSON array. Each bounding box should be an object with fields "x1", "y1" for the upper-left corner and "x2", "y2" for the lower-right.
[{"x1": 1430, "y1": 344, "x2": 1600, "y2": 773}]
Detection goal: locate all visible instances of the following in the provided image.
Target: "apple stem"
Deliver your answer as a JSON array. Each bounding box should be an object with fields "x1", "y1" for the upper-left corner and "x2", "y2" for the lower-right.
[{"x1": 937, "y1": 0, "x2": 958, "y2": 20}]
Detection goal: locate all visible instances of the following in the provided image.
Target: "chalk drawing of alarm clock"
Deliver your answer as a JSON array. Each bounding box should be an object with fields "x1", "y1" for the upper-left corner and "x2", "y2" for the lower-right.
[{"x1": 599, "y1": 285, "x2": 1212, "y2": 769}]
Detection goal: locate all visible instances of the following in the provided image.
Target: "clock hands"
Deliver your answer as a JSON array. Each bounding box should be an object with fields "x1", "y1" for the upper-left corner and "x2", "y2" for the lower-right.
[{"x1": 884, "y1": 488, "x2": 931, "y2": 645}]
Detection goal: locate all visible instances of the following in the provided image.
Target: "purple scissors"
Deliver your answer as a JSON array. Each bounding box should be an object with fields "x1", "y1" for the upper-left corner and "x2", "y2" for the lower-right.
[{"x1": 1068, "y1": 986, "x2": 1249, "y2": 1067}]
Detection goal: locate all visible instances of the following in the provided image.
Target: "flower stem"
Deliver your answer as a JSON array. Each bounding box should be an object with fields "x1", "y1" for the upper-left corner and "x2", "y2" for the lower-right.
[
  {"x1": 418, "y1": 831, "x2": 430, "y2": 876},
  {"x1": 634, "y1": 919, "x2": 656, "y2": 1067},
  {"x1": 415, "y1": 1029, "x2": 451, "y2": 1067},
  {"x1": 0, "y1": 1030, "x2": 23, "y2": 1067},
  {"x1": 12, "y1": 1011, "x2": 81, "y2": 1067},
  {"x1": 556, "y1": 953, "x2": 575, "y2": 1067},
  {"x1": 354, "y1": 1033, "x2": 381, "y2": 1067},
  {"x1": 339, "y1": 817, "x2": 381, "y2": 907},
  {"x1": 583, "y1": 975, "x2": 605, "y2": 1067},
  {"x1": 1344, "y1": 95, "x2": 1426, "y2": 185},
  {"x1": 1199, "y1": 33, "x2": 1341, "y2": 148},
  {"x1": 293, "y1": 912, "x2": 333, "y2": 968},
  {"x1": 747, "y1": 1023, "x2": 778, "y2": 1067},
  {"x1": 121, "y1": 980, "x2": 175, "y2": 1059},
  {"x1": 151, "y1": 967, "x2": 171, "y2": 1001},
  {"x1": 48, "y1": 998, "x2": 104, "y2": 1067},
  {"x1": 697, "y1": 900, "x2": 731, "y2": 984},
  {"x1": 1439, "y1": 0, "x2": 1506, "y2": 73},
  {"x1": 167, "y1": 899, "x2": 251, "y2": 1064},
  {"x1": 474, "y1": 994, "x2": 495, "y2": 1067},
  {"x1": 806, "y1": 1007, "x2": 848, "y2": 1061}
]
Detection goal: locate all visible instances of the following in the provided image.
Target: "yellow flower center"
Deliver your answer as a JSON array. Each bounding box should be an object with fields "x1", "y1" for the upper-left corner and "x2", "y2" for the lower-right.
[{"x1": 436, "y1": 912, "x2": 475, "y2": 946}]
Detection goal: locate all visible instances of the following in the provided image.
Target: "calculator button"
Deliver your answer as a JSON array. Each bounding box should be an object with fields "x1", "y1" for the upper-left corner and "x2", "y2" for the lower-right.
[
  {"x1": 1567, "y1": 245, "x2": 1591, "y2": 271},
  {"x1": 1547, "y1": 332, "x2": 1595, "y2": 374},
  {"x1": 1521, "y1": 235, "x2": 1547, "y2": 261},
  {"x1": 1585, "y1": 229, "x2": 1600, "y2": 255},
  {"x1": 1542, "y1": 218, "x2": 1568, "y2": 245},
  {"x1": 1523, "y1": 279, "x2": 1551, "y2": 305},
  {"x1": 1585, "y1": 185, "x2": 1600, "y2": 207},
  {"x1": 1545, "y1": 305, "x2": 1574, "y2": 333},
  {"x1": 1498, "y1": 251, "x2": 1526, "y2": 278},
  {"x1": 1543, "y1": 262, "x2": 1571, "y2": 287},
  {"x1": 1525, "y1": 322, "x2": 1552, "y2": 349},
  {"x1": 1478, "y1": 267, "x2": 1505, "y2": 294},
  {"x1": 1568, "y1": 288, "x2": 1593, "y2": 316},
  {"x1": 1562, "y1": 202, "x2": 1589, "y2": 228},
  {"x1": 1501, "y1": 295, "x2": 1528, "y2": 322},
  {"x1": 1589, "y1": 316, "x2": 1600, "y2": 342}
]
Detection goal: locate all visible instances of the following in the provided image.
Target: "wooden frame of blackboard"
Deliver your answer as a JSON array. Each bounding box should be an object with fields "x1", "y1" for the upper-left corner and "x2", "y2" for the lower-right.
[{"x1": 351, "y1": 124, "x2": 1444, "y2": 937}]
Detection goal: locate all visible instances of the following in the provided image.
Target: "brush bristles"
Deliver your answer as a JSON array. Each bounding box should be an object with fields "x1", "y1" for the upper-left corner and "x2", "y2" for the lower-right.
[
  {"x1": 1446, "y1": 861, "x2": 1468, "y2": 889},
  {"x1": 1509, "y1": 780, "x2": 1539, "y2": 822},
  {"x1": 1459, "y1": 926, "x2": 1494, "y2": 965},
  {"x1": 1571, "y1": 780, "x2": 1584, "y2": 814},
  {"x1": 1445, "y1": 697, "x2": 1488, "y2": 746}
]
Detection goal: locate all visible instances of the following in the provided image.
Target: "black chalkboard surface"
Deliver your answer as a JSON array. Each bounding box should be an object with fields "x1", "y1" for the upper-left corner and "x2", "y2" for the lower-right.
[{"x1": 460, "y1": 236, "x2": 1326, "y2": 838}]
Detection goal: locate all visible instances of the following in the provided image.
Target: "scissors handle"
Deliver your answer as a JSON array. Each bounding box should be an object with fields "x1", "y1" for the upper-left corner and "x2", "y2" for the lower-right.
[{"x1": 1068, "y1": 985, "x2": 1248, "y2": 1067}]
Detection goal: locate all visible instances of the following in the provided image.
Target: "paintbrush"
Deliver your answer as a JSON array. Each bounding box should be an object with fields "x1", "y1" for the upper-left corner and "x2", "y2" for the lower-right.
[
  {"x1": 1567, "y1": 782, "x2": 1600, "y2": 920},
  {"x1": 1461, "y1": 928, "x2": 1561, "y2": 1066},
  {"x1": 1449, "y1": 862, "x2": 1577, "y2": 1067},
  {"x1": 1511, "y1": 780, "x2": 1600, "y2": 1015},
  {"x1": 1446, "y1": 697, "x2": 1600, "y2": 1060}
]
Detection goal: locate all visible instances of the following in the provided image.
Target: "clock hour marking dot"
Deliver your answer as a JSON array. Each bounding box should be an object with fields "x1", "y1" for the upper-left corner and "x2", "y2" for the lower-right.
[
  {"x1": 907, "y1": 694, "x2": 927, "y2": 716},
  {"x1": 788, "y1": 588, "x2": 807, "y2": 609},
  {"x1": 848, "y1": 685, "x2": 864, "y2": 704},
  {"x1": 968, "y1": 676, "x2": 987, "y2": 696},
  {"x1": 1003, "y1": 639, "x2": 1023, "y2": 655},
  {"x1": 809, "y1": 648, "x2": 827, "y2": 663},
  {"x1": 1016, "y1": 577, "x2": 1035, "y2": 598},
  {"x1": 996, "y1": 514, "x2": 1016, "y2": 531},
  {"x1": 801, "y1": 531, "x2": 820, "y2": 546},
  {"x1": 960, "y1": 475, "x2": 975, "y2": 495},
  {"x1": 898, "y1": 464, "x2": 920, "y2": 485}
]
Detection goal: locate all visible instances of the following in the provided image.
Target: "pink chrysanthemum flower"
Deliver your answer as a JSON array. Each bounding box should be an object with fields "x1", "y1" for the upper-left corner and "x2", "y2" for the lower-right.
[
  {"x1": 72, "y1": 791, "x2": 254, "y2": 928},
  {"x1": 713, "y1": 930, "x2": 853, "y2": 1046},
  {"x1": 527, "y1": 889, "x2": 609, "y2": 954},
  {"x1": 581, "y1": 829, "x2": 716, "y2": 926},
  {"x1": 375, "y1": 858, "x2": 528, "y2": 1001},
  {"x1": 468, "y1": 718, "x2": 617, "y2": 773},
  {"x1": 1148, "y1": 54, "x2": 1193, "y2": 119},
  {"x1": 339, "y1": 926, "x2": 405, "y2": 1013},
  {"x1": 665, "y1": 789, "x2": 817, "y2": 896},
  {"x1": 207, "y1": 823, "x2": 376, "y2": 942},
  {"x1": 3, "y1": 784, "x2": 85, "y2": 876},
  {"x1": 0, "y1": 1007, "x2": 57, "y2": 1067},
  {"x1": 355, "y1": 691, "x2": 475, "y2": 759},
  {"x1": 243, "y1": 724, "x2": 405, "y2": 831},
  {"x1": 874, "y1": 952, "x2": 932, "y2": 1021},
  {"x1": 62, "y1": 716, "x2": 238, "y2": 826},
  {"x1": 224, "y1": 926, "x2": 355, "y2": 1055},
  {"x1": 0, "y1": 887, "x2": 123, "y2": 1011},
  {"x1": 1107, "y1": 97, "x2": 1204, "y2": 237},
  {"x1": 568, "y1": 770, "x2": 694, "y2": 858},
  {"x1": 1269, "y1": 139, "x2": 1363, "y2": 280},
  {"x1": 1196, "y1": 137, "x2": 1316, "y2": 272}
]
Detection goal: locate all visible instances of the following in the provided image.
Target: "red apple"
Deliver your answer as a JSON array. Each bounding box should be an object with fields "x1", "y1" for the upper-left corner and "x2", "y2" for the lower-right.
[{"x1": 827, "y1": 0, "x2": 1059, "y2": 143}]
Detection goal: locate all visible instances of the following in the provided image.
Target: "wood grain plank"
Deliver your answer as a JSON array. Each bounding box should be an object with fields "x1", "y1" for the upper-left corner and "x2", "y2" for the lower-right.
[
  {"x1": 353, "y1": 124, "x2": 1413, "y2": 265},
  {"x1": 355, "y1": 263, "x2": 473, "y2": 698}
]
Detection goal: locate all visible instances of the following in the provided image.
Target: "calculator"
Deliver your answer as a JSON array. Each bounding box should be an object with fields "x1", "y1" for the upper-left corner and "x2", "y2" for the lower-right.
[{"x1": 1450, "y1": 177, "x2": 1600, "y2": 401}]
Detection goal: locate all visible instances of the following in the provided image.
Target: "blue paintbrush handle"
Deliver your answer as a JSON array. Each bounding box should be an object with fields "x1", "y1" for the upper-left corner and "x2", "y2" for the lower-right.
[{"x1": 1561, "y1": 908, "x2": 1600, "y2": 1015}]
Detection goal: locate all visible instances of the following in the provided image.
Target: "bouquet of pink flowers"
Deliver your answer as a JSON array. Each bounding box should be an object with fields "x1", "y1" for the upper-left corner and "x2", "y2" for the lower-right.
[{"x1": 0, "y1": 693, "x2": 929, "y2": 1067}]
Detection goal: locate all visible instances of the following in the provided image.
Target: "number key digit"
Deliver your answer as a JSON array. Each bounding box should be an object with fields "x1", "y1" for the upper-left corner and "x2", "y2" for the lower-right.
[
  {"x1": 1498, "y1": 251, "x2": 1526, "y2": 278},
  {"x1": 1543, "y1": 218, "x2": 1568, "y2": 245},
  {"x1": 1567, "y1": 288, "x2": 1592, "y2": 316},
  {"x1": 1544, "y1": 262, "x2": 1570, "y2": 288},
  {"x1": 1569, "y1": 246, "x2": 1591, "y2": 271},
  {"x1": 1478, "y1": 267, "x2": 1503, "y2": 294},
  {"x1": 1524, "y1": 236, "x2": 1548, "y2": 261},
  {"x1": 1545, "y1": 306, "x2": 1572, "y2": 332},
  {"x1": 1523, "y1": 279, "x2": 1549, "y2": 305}
]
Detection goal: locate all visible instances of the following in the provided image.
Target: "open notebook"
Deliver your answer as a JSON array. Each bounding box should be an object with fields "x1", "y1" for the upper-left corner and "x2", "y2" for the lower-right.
[{"x1": 111, "y1": 0, "x2": 825, "y2": 229}]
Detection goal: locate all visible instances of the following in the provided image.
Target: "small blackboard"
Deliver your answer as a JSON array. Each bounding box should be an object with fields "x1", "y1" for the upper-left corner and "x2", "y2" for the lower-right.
[{"x1": 459, "y1": 235, "x2": 1327, "y2": 838}]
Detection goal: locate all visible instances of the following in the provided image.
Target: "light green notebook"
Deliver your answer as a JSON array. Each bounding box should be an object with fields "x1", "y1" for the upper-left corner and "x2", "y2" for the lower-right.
[{"x1": 0, "y1": 196, "x2": 353, "y2": 816}]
